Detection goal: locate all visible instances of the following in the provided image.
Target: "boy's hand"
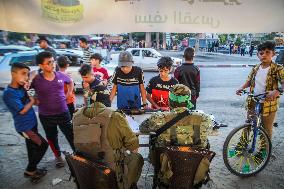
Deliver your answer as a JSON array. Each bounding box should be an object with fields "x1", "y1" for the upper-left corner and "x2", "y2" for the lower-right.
[
  {"x1": 82, "y1": 82, "x2": 90, "y2": 90},
  {"x1": 23, "y1": 81, "x2": 31, "y2": 90},
  {"x1": 160, "y1": 107, "x2": 170, "y2": 111},
  {"x1": 266, "y1": 90, "x2": 280, "y2": 101},
  {"x1": 236, "y1": 88, "x2": 244, "y2": 96},
  {"x1": 29, "y1": 96, "x2": 35, "y2": 104}
]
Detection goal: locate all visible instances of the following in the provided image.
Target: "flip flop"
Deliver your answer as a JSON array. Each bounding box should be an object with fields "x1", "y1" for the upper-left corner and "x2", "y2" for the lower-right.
[
  {"x1": 24, "y1": 168, "x2": 47, "y2": 178},
  {"x1": 24, "y1": 169, "x2": 47, "y2": 183},
  {"x1": 55, "y1": 157, "x2": 65, "y2": 168}
]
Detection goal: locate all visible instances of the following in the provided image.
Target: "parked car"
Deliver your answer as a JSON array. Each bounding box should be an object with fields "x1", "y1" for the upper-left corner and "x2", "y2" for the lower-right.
[
  {"x1": 0, "y1": 45, "x2": 32, "y2": 56},
  {"x1": 0, "y1": 49, "x2": 115, "y2": 91},
  {"x1": 110, "y1": 48, "x2": 182, "y2": 71},
  {"x1": 275, "y1": 46, "x2": 284, "y2": 54},
  {"x1": 275, "y1": 50, "x2": 284, "y2": 66}
]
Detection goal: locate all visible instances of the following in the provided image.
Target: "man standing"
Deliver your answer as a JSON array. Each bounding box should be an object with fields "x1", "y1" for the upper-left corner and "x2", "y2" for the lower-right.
[
  {"x1": 36, "y1": 36, "x2": 57, "y2": 59},
  {"x1": 79, "y1": 37, "x2": 93, "y2": 64},
  {"x1": 73, "y1": 93, "x2": 144, "y2": 189},
  {"x1": 174, "y1": 47, "x2": 200, "y2": 109}
]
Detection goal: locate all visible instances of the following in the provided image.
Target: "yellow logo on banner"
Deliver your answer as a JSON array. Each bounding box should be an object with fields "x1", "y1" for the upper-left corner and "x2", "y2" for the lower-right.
[{"x1": 41, "y1": 0, "x2": 84, "y2": 23}]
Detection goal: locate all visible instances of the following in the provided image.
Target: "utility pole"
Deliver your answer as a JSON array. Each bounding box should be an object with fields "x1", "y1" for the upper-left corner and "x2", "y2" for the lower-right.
[{"x1": 145, "y1": 32, "x2": 152, "y2": 48}]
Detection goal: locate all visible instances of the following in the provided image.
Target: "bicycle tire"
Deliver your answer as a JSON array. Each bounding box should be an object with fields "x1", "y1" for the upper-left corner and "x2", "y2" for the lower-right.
[{"x1": 223, "y1": 124, "x2": 272, "y2": 177}]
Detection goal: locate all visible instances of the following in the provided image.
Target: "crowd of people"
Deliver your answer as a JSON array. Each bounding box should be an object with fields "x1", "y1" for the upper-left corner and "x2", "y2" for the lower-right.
[{"x1": 2, "y1": 39, "x2": 284, "y2": 188}]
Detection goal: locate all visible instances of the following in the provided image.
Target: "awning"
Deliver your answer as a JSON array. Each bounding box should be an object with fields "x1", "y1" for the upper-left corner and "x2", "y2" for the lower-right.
[{"x1": 0, "y1": 0, "x2": 283, "y2": 34}]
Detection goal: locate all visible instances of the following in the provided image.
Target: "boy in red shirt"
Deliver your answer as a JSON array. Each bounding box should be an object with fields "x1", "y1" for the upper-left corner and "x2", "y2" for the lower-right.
[
  {"x1": 90, "y1": 53, "x2": 110, "y2": 85},
  {"x1": 146, "y1": 57, "x2": 178, "y2": 110}
]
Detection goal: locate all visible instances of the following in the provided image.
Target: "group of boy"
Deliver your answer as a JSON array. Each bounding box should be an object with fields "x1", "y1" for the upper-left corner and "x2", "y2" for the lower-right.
[
  {"x1": 2, "y1": 44, "x2": 200, "y2": 184},
  {"x1": 3, "y1": 40, "x2": 283, "y2": 186}
]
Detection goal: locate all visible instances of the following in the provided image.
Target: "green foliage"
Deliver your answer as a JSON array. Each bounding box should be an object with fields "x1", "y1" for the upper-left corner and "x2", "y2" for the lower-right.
[
  {"x1": 235, "y1": 37, "x2": 242, "y2": 46},
  {"x1": 261, "y1": 32, "x2": 280, "y2": 41},
  {"x1": 218, "y1": 34, "x2": 228, "y2": 44},
  {"x1": 7, "y1": 32, "x2": 27, "y2": 42}
]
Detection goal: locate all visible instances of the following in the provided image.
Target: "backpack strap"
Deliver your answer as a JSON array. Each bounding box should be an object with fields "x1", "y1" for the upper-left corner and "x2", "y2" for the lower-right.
[{"x1": 154, "y1": 109, "x2": 192, "y2": 137}]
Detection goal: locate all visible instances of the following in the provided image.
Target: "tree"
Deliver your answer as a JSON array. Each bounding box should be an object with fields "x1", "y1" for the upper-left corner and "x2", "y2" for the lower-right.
[
  {"x1": 235, "y1": 37, "x2": 242, "y2": 46},
  {"x1": 218, "y1": 34, "x2": 228, "y2": 44},
  {"x1": 262, "y1": 32, "x2": 280, "y2": 41},
  {"x1": 7, "y1": 32, "x2": 27, "y2": 42}
]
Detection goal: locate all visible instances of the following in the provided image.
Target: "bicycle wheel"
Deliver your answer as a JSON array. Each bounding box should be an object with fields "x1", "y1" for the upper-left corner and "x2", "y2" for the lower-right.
[{"x1": 223, "y1": 124, "x2": 272, "y2": 177}]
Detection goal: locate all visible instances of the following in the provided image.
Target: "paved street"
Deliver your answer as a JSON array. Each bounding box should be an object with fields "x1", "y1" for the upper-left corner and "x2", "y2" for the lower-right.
[{"x1": 0, "y1": 53, "x2": 283, "y2": 189}]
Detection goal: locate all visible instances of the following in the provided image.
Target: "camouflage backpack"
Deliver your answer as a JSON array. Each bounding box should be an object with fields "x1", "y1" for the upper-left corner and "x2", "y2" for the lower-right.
[
  {"x1": 139, "y1": 108, "x2": 215, "y2": 188},
  {"x1": 139, "y1": 108, "x2": 213, "y2": 148}
]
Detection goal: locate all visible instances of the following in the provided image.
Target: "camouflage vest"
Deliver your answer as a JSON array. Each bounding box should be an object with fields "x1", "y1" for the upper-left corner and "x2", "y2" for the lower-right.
[
  {"x1": 72, "y1": 105, "x2": 116, "y2": 170},
  {"x1": 140, "y1": 108, "x2": 213, "y2": 148}
]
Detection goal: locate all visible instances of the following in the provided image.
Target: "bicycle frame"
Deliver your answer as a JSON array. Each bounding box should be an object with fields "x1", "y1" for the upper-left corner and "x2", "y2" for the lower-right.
[{"x1": 249, "y1": 101, "x2": 262, "y2": 153}]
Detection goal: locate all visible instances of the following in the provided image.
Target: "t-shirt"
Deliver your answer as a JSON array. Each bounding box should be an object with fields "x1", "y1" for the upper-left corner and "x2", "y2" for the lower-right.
[
  {"x1": 84, "y1": 78, "x2": 110, "y2": 106},
  {"x1": 112, "y1": 66, "x2": 144, "y2": 109},
  {"x1": 31, "y1": 72, "x2": 71, "y2": 116},
  {"x1": 146, "y1": 76, "x2": 178, "y2": 108},
  {"x1": 82, "y1": 46, "x2": 93, "y2": 64},
  {"x1": 61, "y1": 72, "x2": 75, "y2": 105},
  {"x1": 93, "y1": 67, "x2": 110, "y2": 80},
  {"x1": 3, "y1": 86, "x2": 37, "y2": 132},
  {"x1": 254, "y1": 66, "x2": 270, "y2": 96}
]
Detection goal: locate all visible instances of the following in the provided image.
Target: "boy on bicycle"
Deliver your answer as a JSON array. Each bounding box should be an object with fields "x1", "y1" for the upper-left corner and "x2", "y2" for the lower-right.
[{"x1": 236, "y1": 41, "x2": 284, "y2": 139}]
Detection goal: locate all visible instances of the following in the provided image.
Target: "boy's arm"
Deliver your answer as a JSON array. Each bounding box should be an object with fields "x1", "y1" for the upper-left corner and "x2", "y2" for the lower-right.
[
  {"x1": 236, "y1": 68, "x2": 254, "y2": 95},
  {"x1": 236, "y1": 80, "x2": 250, "y2": 95},
  {"x1": 110, "y1": 84, "x2": 117, "y2": 102},
  {"x1": 19, "y1": 96, "x2": 35, "y2": 115},
  {"x1": 140, "y1": 84, "x2": 147, "y2": 107},
  {"x1": 146, "y1": 93, "x2": 159, "y2": 109},
  {"x1": 196, "y1": 68, "x2": 200, "y2": 97},
  {"x1": 267, "y1": 66, "x2": 284, "y2": 100},
  {"x1": 66, "y1": 80, "x2": 74, "y2": 98}
]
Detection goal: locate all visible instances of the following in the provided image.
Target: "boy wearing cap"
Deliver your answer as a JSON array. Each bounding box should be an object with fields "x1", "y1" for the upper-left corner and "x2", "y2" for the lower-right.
[
  {"x1": 57, "y1": 55, "x2": 76, "y2": 118},
  {"x1": 110, "y1": 51, "x2": 147, "y2": 110},
  {"x1": 90, "y1": 53, "x2": 110, "y2": 85}
]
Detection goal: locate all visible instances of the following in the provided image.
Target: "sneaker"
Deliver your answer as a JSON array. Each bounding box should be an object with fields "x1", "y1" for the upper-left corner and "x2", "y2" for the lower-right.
[{"x1": 55, "y1": 156, "x2": 65, "y2": 168}]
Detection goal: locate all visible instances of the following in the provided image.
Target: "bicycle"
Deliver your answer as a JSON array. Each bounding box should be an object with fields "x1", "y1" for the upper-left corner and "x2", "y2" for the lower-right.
[{"x1": 223, "y1": 90, "x2": 282, "y2": 177}]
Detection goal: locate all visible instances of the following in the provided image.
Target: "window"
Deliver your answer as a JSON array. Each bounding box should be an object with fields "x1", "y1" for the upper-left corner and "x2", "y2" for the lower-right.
[
  {"x1": 10, "y1": 55, "x2": 36, "y2": 66},
  {"x1": 131, "y1": 50, "x2": 140, "y2": 56},
  {"x1": 142, "y1": 50, "x2": 153, "y2": 57},
  {"x1": 0, "y1": 49, "x2": 20, "y2": 56}
]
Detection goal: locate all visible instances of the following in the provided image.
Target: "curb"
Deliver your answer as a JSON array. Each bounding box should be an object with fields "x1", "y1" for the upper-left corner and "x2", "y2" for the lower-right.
[{"x1": 197, "y1": 64, "x2": 255, "y2": 68}]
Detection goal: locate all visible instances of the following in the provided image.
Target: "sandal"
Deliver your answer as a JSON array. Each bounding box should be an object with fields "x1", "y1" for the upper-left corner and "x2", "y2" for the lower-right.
[
  {"x1": 55, "y1": 157, "x2": 65, "y2": 168},
  {"x1": 24, "y1": 169, "x2": 47, "y2": 183}
]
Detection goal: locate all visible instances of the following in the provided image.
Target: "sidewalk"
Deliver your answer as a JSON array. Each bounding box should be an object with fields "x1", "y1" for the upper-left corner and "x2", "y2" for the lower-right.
[{"x1": 0, "y1": 101, "x2": 284, "y2": 189}]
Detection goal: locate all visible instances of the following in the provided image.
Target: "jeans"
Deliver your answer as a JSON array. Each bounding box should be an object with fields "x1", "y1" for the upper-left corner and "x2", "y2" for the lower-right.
[
  {"x1": 67, "y1": 103, "x2": 75, "y2": 119},
  {"x1": 39, "y1": 111, "x2": 75, "y2": 158},
  {"x1": 20, "y1": 126, "x2": 48, "y2": 172}
]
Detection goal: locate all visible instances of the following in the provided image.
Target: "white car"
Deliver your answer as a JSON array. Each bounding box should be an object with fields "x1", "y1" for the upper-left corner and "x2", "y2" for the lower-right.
[
  {"x1": 0, "y1": 45, "x2": 33, "y2": 57},
  {"x1": 110, "y1": 48, "x2": 182, "y2": 71},
  {"x1": 0, "y1": 50, "x2": 115, "y2": 92}
]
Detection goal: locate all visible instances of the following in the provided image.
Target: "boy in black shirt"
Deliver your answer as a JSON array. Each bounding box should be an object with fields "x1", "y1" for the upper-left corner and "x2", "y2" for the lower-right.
[
  {"x1": 146, "y1": 57, "x2": 178, "y2": 110},
  {"x1": 79, "y1": 64, "x2": 111, "y2": 107},
  {"x1": 110, "y1": 51, "x2": 147, "y2": 109},
  {"x1": 174, "y1": 47, "x2": 200, "y2": 109}
]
